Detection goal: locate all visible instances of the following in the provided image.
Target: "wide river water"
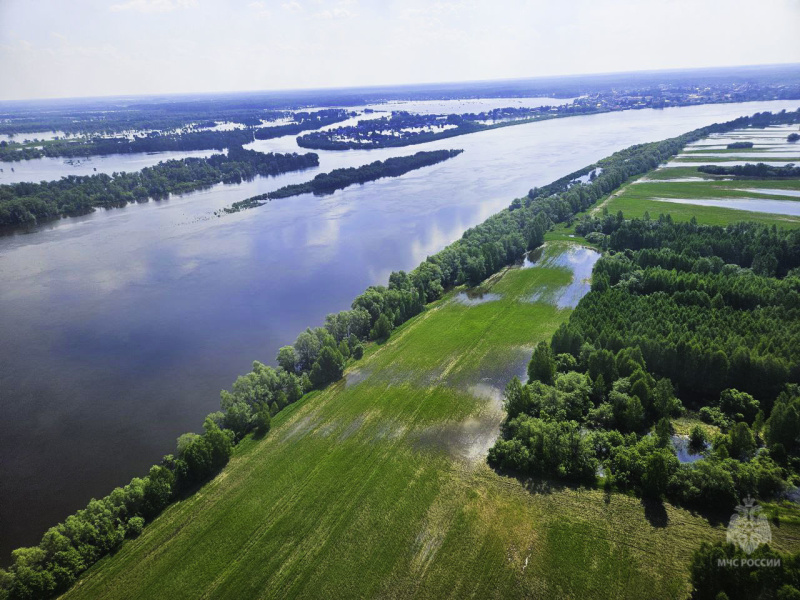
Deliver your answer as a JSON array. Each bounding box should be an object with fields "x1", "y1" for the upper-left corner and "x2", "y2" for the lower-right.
[{"x1": 0, "y1": 99, "x2": 798, "y2": 559}]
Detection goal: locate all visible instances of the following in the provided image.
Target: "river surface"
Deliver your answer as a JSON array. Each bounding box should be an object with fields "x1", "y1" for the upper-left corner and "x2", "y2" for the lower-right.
[{"x1": 0, "y1": 99, "x2": 798, "y2": 559}]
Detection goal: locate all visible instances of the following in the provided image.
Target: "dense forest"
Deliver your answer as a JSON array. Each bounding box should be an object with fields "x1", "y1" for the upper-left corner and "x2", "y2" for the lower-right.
[
  {"x1": 222, "y1": 149, "x2": 463, "y2": 213},
  {"x1": 0, "y1": 146, "x2": 318, "y2": 227},
  {"x1": 491, "y1": 218, "x2": 800, "y2": 510},
  {"x1": 2, "y1": 109, "x2": 799, "y2": 600}
]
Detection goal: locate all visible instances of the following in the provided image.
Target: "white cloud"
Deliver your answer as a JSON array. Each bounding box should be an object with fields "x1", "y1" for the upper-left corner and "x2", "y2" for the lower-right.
[
  {"x1": 312, "y1": 0, "x2": 357, "y2": 19},
  {"x1": 247, "y1": 1, "x2": 271, "y2": 18},
  {"x1": 312, "y1": 7, "x2": 351, "y2": 19},
  {"x1": 281, "y1": 0, "x2": 302, "y2": 12},
  {"x1": 110, "y1": 0, "x2": 197, "y2": 13}
]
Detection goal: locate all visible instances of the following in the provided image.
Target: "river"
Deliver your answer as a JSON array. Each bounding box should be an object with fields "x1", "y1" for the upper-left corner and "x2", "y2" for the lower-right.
[{"x1": 0, "y1": 99, "x2": 798, "y2": 559}]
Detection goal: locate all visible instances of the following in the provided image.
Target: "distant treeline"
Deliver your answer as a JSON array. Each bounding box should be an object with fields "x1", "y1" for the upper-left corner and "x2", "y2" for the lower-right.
[
  {"x1": 1, "y1": 66, "x2": 798, "y2": 136},
  {"x1": 295, "y1": 105, "x2": 601, "y2": 150},
  {"x1": 0, "y1": 110, "x2": 288, "y2": 136},
  {"x1": 295, "y1": 102, "x2": 800, "y2": 152},
  {"x1": 0, "y1": 129, "x2": 255, "y2": 162},
  {"x1": 252, "y1": 109, "x2": 352, "y2": 140},
  {"x1": 0, "y1": 146, "x2": 319, "y2": 227},
  {"x1": 2, "y1": 109, "x2": 799, "y2": 600},
  {"x1": 222, "y1": 150, "x2": 463, "y2": 214},
  {"x1": 0, "y1": 110, "x2": 350, "y2": 162},
  {"x1": 698, "y1": 162, "x2": 800, "y2": 178}
]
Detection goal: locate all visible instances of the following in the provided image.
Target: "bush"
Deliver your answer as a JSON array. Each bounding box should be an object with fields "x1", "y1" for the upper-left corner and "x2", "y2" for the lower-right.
[
  {"x1": 689, "y1": 425, "x2": 708, "y2": 452},
  {"x1": 126, "y1": 516, "x2": 145, "y2": 538}
]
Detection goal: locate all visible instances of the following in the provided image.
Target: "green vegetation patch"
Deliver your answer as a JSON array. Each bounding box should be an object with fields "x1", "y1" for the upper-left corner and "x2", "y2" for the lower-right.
[
  {"x1": 603, "y1": 178, "x2": 800, "y2": 228},
  {"x1": 61, "y1": 243, "x2": 733, "y2": 600},
  {"x1": 672, "y1": 155, "x2": 800, "y2": 163}
]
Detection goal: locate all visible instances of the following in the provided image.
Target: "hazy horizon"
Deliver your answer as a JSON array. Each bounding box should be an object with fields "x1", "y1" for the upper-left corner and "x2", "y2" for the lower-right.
[
  {"x1": 1, "y1": 0, "x2": 799, "y2": 102},
  {"x1": 2, "y1": 62, "x2": 799, "y2": 108}
]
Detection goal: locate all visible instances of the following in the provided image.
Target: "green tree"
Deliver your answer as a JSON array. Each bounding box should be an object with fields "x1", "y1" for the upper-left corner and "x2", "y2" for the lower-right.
[
  {"x1": 588, "y1": 349, "x2": 617, "y2": 386},
  {"x1": 294, "y1": 329, "x2": 321, "y2": 371},
  {"x1": 718, "y1": 388, "x2": 759, "y2": 424},
  {"x1": 689, "y1": 425, "x2": 707, "y2": 452},
  {"x1": 309, "y1": 346, "x2": 345, "y2": 388},
  {"x1": 624, "y1": 395, "x2": 645, "y2": 433},
  {"x1": 641, "y1": 449, "x2": 677, "y2": 498},
  {"x1": 528, "y1": 341, "x2": 556, "y2": 384},
  {"x1": 253, "y1": 403, "x2": 272, "y2": 435},
  {"x1": 728, "y1": 422, "x2": 756, "y2": 460},
  {"x1": 142, "y1": 465, "x2": 174, "y2": 519},
  {"x1": 370, "y1": 313, "x2": 392, "y2": 341},
  {"x1": 654, "y1": 417, "x2": 671, "y2": 447},
  {"x1": 653, "y1": 378, "x2": 681, "y2": 419},
  {"x1": 126, "y1": 516, "x2": 145, "y2": 538},
  {"x1": 276, "y1": 345, "x2": 297, "y2": 373},
  {"x1": 202, "y1": 417, "x2": 234, "y2": 470}
]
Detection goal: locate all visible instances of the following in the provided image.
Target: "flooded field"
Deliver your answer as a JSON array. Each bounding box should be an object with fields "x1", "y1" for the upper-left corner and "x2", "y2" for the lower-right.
[{"x1": 1, "y1": 99, "x2": 798, "y2": 558}]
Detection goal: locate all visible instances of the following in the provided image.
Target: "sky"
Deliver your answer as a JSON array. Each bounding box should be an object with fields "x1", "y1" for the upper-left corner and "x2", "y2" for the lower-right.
[{"x1": 0, "y1": 0, "x2": 799, "y2": 101}]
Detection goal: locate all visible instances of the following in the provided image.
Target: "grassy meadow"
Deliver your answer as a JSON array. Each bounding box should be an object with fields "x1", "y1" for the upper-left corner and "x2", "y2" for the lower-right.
[
  {"x1": 671, "y1": 155, "x2": 800, "y2": 163},
  {"x1": 61, "y1": 242, "x2": 794, "y2": 600},
  {"x1": 597, "y1": 127, "x2": 800, "y2": 228}
]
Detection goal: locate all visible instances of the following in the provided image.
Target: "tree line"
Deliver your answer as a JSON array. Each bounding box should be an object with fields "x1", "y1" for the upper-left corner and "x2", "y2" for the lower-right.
[
  {"x1": 0, "y1": 146, "x2": 319, "y2": 227},
  {"x1": 2, "y1": 108, "x2": 798, "y2": 600},
  {"x1": 698, "y1": 163, "x2": 800, "y2": 178},
  {"x1": 0, "y1": 110, "x2": 350, "y2": 162},
  {"x1": 267, "y1": 149, "x2": 463, "y2": 198},
  {"x1": 221, "y1": 150, "x2": 463, "y2": 214},
  {"x1": 252, "y1": 109, "x2": 351, "y2": 140},
  {"x1": 295, "y1": 104, "x2": 607, "y2": 151},
  {"x1": 0, "y1": 109, "x2": 290, "y2": 137},
  {"x1": 0, "y1": 129, "x2": 256, "y2": 162}
]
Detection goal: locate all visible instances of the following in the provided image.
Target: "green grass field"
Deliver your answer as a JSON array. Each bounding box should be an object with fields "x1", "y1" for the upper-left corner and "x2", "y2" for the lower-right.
[
  {"x1": 597, "y1": 128, "x2": 800, "y2": 228},
  {"x1": 671, "y1": 155, "x2": 800, "y2": 163},
  {"x1": 603, "y1": 179, "x2": 800, "y2": 227},
  {"x1": 682, "y1": 147, "x2": 796, "y2": 154},
  {"x1": 61, "y1": 242, "x2": 800, "y2": 600},
  {"x1": 642, "y1": 166, "x2": 724, "y2": 180}
]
